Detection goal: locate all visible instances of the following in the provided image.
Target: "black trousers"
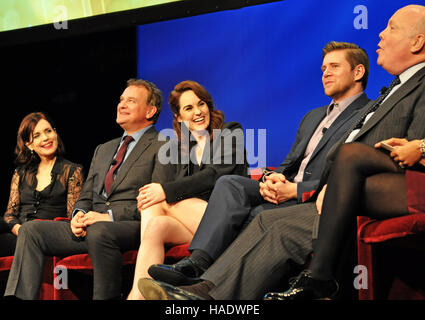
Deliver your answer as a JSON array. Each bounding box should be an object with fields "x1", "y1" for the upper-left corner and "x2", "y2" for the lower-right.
[
  {"x1": 4, "y1": 219, "x2": 140, "y2": 300},
  {"x1": 189, "y1": 175, "x2": 297, "y2": 260}
]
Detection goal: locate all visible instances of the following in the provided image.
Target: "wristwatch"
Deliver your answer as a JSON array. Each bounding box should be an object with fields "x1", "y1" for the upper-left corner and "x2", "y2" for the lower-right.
[{"x1": 421, "y1": 139, "x2": 425, "y2": 158}]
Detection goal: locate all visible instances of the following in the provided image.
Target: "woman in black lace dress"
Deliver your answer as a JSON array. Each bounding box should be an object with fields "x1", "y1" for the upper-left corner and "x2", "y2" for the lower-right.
[{"x1": 0, "y1": 112, "x2": 84, "y2": 256}]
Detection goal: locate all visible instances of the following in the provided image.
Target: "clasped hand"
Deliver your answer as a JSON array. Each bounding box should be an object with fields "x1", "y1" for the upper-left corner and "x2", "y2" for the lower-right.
[
  {"x1": 71, "y1": 211, "x2": 110, "y2": 238},
  {"x1": 259, "y1": 173, "x2": 297, "y2": 205}
]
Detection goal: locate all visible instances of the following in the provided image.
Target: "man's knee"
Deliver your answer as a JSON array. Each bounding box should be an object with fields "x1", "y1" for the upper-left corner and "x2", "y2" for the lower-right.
[
  {"x1": 85, "y1": 221, "x2": 140, "y2": 251},
  {"x1": 216, "y1": 174, "x2": 250, "y2": 189},
  {"x1": 86, "y1": 222, "x2": 115, "y2": 244}
]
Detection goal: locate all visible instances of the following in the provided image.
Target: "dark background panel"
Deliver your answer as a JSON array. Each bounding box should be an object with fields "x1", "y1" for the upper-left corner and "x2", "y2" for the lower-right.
[
  {"x1": 0, "y1": 0, "x2": 417, "y2": 213},
  {"x1": 137, "y1": 0, "x2": 417, "y2": 168},
  {"x1": 0, "y1": 0, "x2": 281, "y2": 216},
  {"x1": 1, "y1": 27, "x2": 138, "y2": 208}
]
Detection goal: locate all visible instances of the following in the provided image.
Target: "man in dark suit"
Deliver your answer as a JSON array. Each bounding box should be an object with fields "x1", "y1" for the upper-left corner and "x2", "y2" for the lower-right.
[
  {"x1": 4, "y1": 79, "x2": 172, "y2": 300},
  {"x1": 148, "y1": 41, "x2": 371, "y2": 286},
  {"x1": 138, "y1": 5, "x2": 425, "y2": 300}
]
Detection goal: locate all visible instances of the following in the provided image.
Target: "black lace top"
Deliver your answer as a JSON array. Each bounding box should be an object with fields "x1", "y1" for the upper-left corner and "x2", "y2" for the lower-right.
[{"x1": 3, "y1": 157, "x2": 84, "y2": 230}]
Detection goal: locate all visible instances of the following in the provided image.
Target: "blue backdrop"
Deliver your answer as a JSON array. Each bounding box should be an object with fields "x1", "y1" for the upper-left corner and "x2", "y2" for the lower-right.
[{"x1": 137, "y1": 0, "x2": 416, "y2": 168}]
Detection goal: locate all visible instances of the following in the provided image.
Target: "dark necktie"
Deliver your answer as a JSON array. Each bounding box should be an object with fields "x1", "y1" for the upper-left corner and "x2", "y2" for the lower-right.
[
  {"x1": 104, "y1": 135, "x2": 134, "y2": 196},
  {"x1": 351, "y1": 76, "x2": 401, "y2": 131}
]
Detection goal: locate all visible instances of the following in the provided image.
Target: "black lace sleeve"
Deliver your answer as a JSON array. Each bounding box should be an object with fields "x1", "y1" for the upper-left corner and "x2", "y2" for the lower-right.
[
  {"x1": 66, "y1": 166, "x2": 84, "y2": 218},
  {"x1": 4, "y1": 170, "x2": 21, "y2": 229}
]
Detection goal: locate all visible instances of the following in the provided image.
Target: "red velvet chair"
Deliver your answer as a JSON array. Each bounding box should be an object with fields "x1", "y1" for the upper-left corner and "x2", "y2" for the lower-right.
[
  {"x1": 51, "y1": 244, "x2": 190, "y2": 300},
  {"x1": 2, "y1": 170, "x2": 263, "y2": 300},
  {"x1": 0, "y1": 256, "x2": 14, "y2": 273},
  {"x1": 357, "y1": 169, "x2": 425, "y2": 300},
  {"x1": 50, "y1": 169, "x2": 267, "y2": 299},
  {"x1": 0, "y1": 218, "x2": 65, "y2": 300},
  {"x1": 0, "y1": 255, "x2": 15, "y2": 296},
  {"x1": 249, "y1": 168, "x2": 265, "y2": 181},
  {"x1": 0, "y1": 255, "x2": 56, "y2": 299},
  {"x1": 0, "y1": 217, "x2": 186, "y2": 300},
  {"x1": 46, "y1": 215, "x2": 191, "y2": 299}
]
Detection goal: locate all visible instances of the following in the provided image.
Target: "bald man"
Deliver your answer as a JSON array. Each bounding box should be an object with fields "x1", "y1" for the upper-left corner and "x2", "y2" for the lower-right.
[{"x1": 138, "y1": 4, "x2": 425, "y2": 301}]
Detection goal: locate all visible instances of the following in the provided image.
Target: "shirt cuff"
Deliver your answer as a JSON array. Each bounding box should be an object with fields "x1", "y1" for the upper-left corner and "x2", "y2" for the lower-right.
[
  {"x1": 72, "y1": 208, "x2": 86, "y2": 218},
  {"x1": 107, "y1": 209, "x2": 114, "y2": 222}
]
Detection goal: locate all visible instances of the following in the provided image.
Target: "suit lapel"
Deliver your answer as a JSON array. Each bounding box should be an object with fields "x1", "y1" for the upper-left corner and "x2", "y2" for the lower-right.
[
  {"x1": 305, "y1": 107, "x2": 328, "y2": 145},
  {"x1": 294, "y1": 107, "x2": 327, "y2": 160},
  {"x1": 96, "y1": 138, "x2": 121, "y2": 196},
  {"x1": 281, "y1": 107, "x2": 327, "y2": 174},
  {"x1": 108, "y1": 127, "x2": 157, "y2": 196},
  {"x1": 310, "y1": 93, "x2": 369, "y2": 162},
  {"x1": 355, "y1": 66, "x2": 425, "y2": 141}
]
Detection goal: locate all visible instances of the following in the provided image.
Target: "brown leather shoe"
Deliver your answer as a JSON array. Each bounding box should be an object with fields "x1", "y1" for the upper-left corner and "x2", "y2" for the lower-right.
[{"x1": 138, "y1": 278, "x2": 204, "y2": 300}]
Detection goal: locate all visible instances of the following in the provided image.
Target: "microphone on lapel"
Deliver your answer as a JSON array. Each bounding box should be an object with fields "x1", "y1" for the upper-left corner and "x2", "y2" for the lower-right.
[
  {"x1": 322, "y1": 127, "x2": 328, "y2": 134},
  {"x1": 379, "y1": 86, "x2": 387, "y2": 95}
]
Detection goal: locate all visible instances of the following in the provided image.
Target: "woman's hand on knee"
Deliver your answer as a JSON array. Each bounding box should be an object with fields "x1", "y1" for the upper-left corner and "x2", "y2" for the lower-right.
[{"x1": 137, "y1": 183, "x2": 166, "y2": 211}]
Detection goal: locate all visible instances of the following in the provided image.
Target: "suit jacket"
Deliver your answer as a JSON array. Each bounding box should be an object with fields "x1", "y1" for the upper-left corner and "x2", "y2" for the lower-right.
[
  {"x1": 274, "y1": 93, "x2": 370, "y2": 202},
  {"x1": 74, "y1": 126, "x2": 172, "y2": 221},
  {"x1": 316, "y1": 65, "x2": 425, "y2": 194},
  {"x1": 161, "y1": 121, "x2": 249, "y2": 203}
]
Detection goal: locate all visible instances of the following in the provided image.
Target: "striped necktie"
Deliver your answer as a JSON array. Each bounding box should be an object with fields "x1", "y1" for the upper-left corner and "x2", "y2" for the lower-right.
[
  {"x1": 351, "y1": 76, "x2": 401, "y2": 131},
  {"x1": 104, "y1": 135, "x2": 134, "y2": 196}
]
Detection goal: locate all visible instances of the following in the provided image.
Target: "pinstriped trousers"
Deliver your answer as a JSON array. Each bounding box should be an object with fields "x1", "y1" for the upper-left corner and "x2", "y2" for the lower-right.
[{"x1": 201, "y1": 202, "x2": 319, "y2": 300}]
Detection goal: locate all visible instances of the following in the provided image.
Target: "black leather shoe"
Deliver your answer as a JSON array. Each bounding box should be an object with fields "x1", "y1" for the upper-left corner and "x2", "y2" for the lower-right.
[
  {"x1": 148, "y1": 257, "x2": 206, "y2": 286},
  {"x1": 263, "y1": 270, "x2": 339, "y2": 300},
  {"x1": 138, "y1": 278, "x2": 204, "y2": 300}
]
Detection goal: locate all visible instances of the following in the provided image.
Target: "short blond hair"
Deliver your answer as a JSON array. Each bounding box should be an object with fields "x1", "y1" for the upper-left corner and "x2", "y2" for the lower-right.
[{"x1": 322, "y1": 41, "x2": 370, "y2": 89}]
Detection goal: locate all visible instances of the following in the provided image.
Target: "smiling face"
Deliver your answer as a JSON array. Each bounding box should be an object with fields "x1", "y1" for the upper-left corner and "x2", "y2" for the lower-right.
[
  {"x1": 176, "y1": 90, "x2": 211, "y2": 132},
  {"x1": 26, "y1": 118, "x2": 58, "y2": 160},
  {"x1": 116, "y1": 85, "x2": 157, "y2": 134},
  {"x1": 321, "y1": 49, "x2": 364, "y2": 102}
]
